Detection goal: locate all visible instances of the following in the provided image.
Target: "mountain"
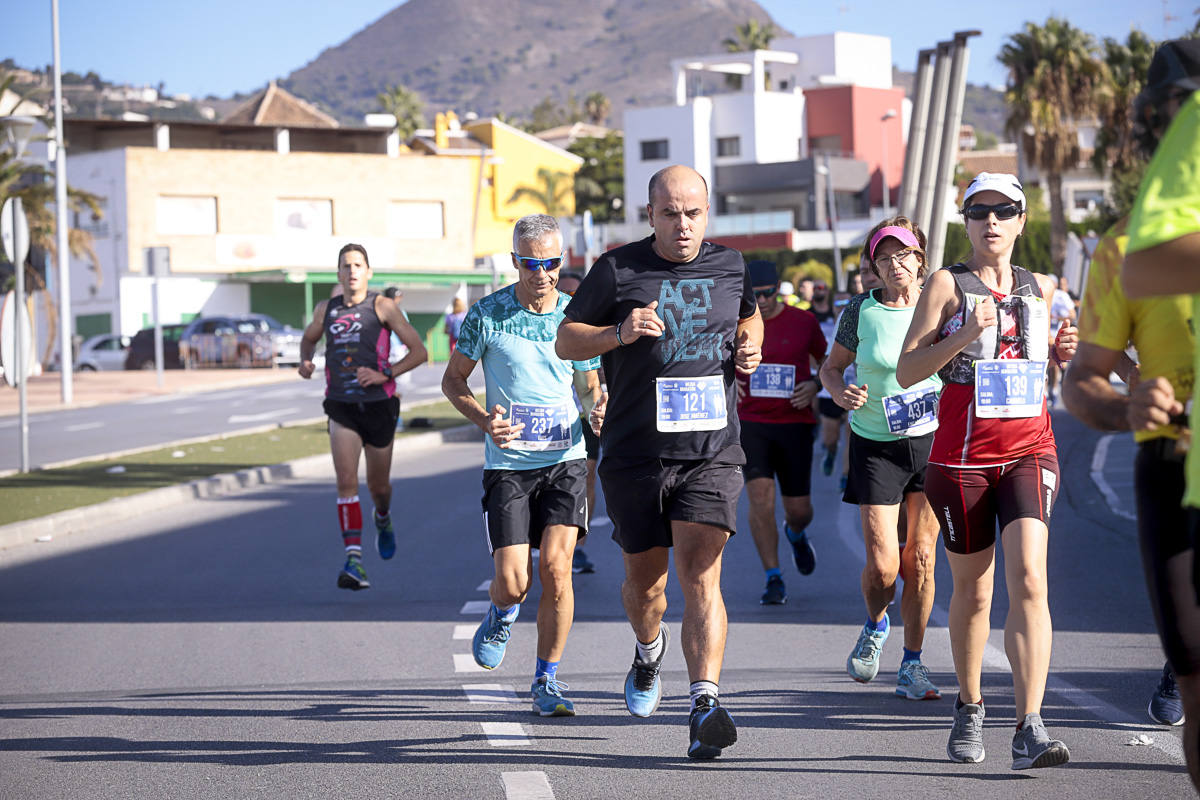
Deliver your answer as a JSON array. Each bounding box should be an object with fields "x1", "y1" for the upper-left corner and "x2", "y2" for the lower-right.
[{"x1": 281, "y1": 0, "x2": 782, "y2": 125}]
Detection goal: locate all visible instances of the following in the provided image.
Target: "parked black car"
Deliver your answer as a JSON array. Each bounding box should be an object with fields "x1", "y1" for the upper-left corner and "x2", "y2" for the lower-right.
[{"x1": 124, "y1": 324, "x2": 187, "y2": 370}]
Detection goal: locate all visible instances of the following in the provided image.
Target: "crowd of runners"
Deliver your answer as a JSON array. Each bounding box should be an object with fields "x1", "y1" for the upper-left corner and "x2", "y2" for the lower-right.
[{"x1": 292, "y1": 39, "x2": 1199, "y2": 790}]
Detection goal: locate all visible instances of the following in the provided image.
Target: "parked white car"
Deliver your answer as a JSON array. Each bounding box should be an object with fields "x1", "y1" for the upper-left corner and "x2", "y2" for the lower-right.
[{"x1": 75, "y1": 333, "x2": 132, "y2": 371}]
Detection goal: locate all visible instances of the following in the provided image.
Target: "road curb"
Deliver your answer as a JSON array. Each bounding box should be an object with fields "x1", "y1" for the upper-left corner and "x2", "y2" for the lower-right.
[{"x1": 0, "y1": 424, "x2": 482, "y2": 551}]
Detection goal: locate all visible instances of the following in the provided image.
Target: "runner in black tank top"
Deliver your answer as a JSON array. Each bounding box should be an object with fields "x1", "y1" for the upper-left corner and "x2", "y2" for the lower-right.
[{"x1": 298, "y1": 244, "x2": 428, "y2": 592}]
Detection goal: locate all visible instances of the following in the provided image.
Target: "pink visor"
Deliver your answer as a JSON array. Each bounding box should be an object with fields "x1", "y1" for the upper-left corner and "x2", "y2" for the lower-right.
[{"x1": 869, "y1": 226, "x2": 921, "y2": 259}]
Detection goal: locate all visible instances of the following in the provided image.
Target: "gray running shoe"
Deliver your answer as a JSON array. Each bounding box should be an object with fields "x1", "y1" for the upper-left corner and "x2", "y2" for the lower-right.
[
  {"x1": 1011, "y1": 713, "x2": 1070, "y2": 770},
  {"x1": 947, "y1": 700, "x2": 986, "y2": 763}
]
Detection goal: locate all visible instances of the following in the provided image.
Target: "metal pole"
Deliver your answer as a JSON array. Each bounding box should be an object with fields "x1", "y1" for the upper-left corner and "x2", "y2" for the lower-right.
[
  {"x1": 151, "y1": 252, "x2": 164, "y2": 388},
  {"x1": 13, "y1": 198, "x2": 29, "y2": 472},
  {"x1": 881, "y1": 112, "x2": 895, "y2": 219},
  {"x1": 913, "y1": 42, "x2": 953, "y2": 236},
  {"x1": 52, "y1": 0, "x2": 72, "y2": 404},
  {"x1": 898, "y1": 49, "x2": 935, "y2": 219},
  {"x1": 926, "y1": 31, "x2": 978, "y2": 273},
  {"x1": 824, "y1": 153, "x2": 843, "y2": 292}
]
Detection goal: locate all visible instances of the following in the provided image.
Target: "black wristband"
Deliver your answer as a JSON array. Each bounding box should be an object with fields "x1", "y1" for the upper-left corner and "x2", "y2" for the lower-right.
[
  {"x1": 615, "y1": 319, "x2": 627, "y2": 347},
  {"x1": 380, "y1": 365, "x2": 393, "y2": 379}
]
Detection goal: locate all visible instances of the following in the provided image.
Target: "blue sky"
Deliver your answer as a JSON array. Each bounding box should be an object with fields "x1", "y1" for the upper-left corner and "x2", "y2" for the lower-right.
[{"x1": 0, "y1": 1, "x2": 1193, "y2": 99}]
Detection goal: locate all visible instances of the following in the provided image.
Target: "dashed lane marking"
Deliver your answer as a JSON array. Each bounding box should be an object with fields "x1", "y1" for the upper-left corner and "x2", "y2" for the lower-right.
[
  {"x1": 453, "y1": 654, "x2": 490, "y2": 673},
  {"x1": 481, "y1": 722, "x2": 531, "y2": 747},
  {"x1": 453, "y1": 624, "x2": 475, "y2": 640},
  {"x1": 476, "y1": 579, "x2": 492, "y2": 591},
  {"x1": 460, "y1": 600, "x2": 491, "y2": 615},
  {"x1": 462, "y1": 684, "x2": 521, "y2": 705},
  {"x1": 502, "y1": 771, "x2": 555, "y2": 799},
  {"x1": 1090, "y1": 433, "x2": 1137, "y2": 522}
]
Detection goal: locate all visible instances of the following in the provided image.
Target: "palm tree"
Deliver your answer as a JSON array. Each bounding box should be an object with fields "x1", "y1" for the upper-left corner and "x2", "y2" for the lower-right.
[
  {"x1": 1092, "y1": 29, "x2": 1157, "y2": 219},
  {"x1": 722, "y1": 19, "x2": 778, "y2": 91},
  {"x1": 377, "y1": 84, "x2": 425, "y2": 143},
  {"x1": 584, "y1": 92, "x2": 611, "y2": 126},
  {"x1": 999, "y1": 18, "x2": 1109, "y2": 270},
  {"x1": 508, "y1": 168, "x2": 574, "y2": 217},
  {"x1": 1, "y1": 74, "x2": 103, "y2": 365}
]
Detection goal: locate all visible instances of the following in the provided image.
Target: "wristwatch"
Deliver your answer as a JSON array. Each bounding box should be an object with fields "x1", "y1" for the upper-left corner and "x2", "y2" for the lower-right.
[{"x1": 380, "y1": 365, "x2": 393, "y2": 379}]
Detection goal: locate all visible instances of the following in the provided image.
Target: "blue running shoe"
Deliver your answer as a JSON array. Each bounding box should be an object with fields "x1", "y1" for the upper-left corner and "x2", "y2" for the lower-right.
[
  {"x1": 624, "y1": 623, "x2": 670, "y2": 717},
  {"x1": 847, "y1": 615, "x2": 889, "y2": 682},
  {"x1": 896, "y1": 660, "x2": 941, "y2": 700},
  {"x1": 472, "y1": 604, "x2": 519, "y2": 670},
  {"x1": 572, "y1": 548, "x2": 595, "y2": 574},
  {"x1": 336, "y1": 556, "x2": 370, "y2": 591},
  {"x1": 531, "y1": 676, "x2": 575, "y2": 716},
  {"x1": 375, "y1": 515, "x2": 396, "y2": 560},
  {"x1": 687, "y1": 694, "x2": 737, "y2": 759},
  {"x1": 1148, "y1": 663, "x2": 1185, "y2": 726},
  {"x1": 785, "y1": 525, "x2": 816, "y2": 575},
  {"x1": 822, "y1": 447, "x2": 837, "y2": 477},
  {"x1": 760, "y1": 574, "x2": 787, "y2": 605}
]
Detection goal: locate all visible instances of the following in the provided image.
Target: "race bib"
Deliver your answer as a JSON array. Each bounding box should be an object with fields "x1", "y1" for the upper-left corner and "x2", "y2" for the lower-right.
[
  {"x1": 882, "y1": 386, "x2": 939, "y2": 435},
  {"x1": 509, "y1": 402, "x2": 573, "y2": 450},
  {"x1": 655, "y1": 375, "x2": 727, "y2": 432},
  {"x1": 974, "y1": 360, "x2": 1046, "y2": 418},
  {"x1": 749, "y1": 363, "x2": 796, "y2": 398}
]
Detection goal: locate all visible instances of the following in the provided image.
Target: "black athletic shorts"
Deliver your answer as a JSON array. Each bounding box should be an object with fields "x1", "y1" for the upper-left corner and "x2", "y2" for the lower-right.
[
  {"x1": 843, "y1": 430, "x2": 933, "y2": 506},
  {"x1": 581, "y1": 415, "x2": 600, "y2": 460},
  {"x1": 924, "y1": 450, "x2": 1059, "y2": 556},
  {"x1": 481, "y1": 459, "x2": 588, "y2": 554},
  {"x1": 818, "y1": 397, "x2": 847, "y2": 420},
  {"x1": 740, "y1": 419, "x2": 815, "y2": 496},
  {"x1": 599, "y1": 445, "x2": 743, "y2": 554},
  {"x1": 1136, "y1": 438, "x2": 1200, "y2": 675},
  {"x1": 324, "y1": 396, "x2": 400, "y2": 449}
]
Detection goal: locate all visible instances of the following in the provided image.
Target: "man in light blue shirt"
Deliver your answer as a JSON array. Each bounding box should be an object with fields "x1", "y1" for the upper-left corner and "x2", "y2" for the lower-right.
[{"x1": 442, "y1": 214, "x2": 602, "y2": 717}]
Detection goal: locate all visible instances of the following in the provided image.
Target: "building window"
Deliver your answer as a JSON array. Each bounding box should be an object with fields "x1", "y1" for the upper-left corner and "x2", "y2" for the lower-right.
[
  {"x1": 276, "y1": 199, "x2": 332, "y2": 235},
  {"x1": 388, "y1": 201, "x2": 445, "y2": 239},
  {"x1": 156, "y1": 196, "x2": 216, "y2": 235},
  {"x1": 640, "y1": 139, "x2": 669, "y2": 161},
  {"x1": 716, "y1": 136, "x2": 741, "y2": 158}
]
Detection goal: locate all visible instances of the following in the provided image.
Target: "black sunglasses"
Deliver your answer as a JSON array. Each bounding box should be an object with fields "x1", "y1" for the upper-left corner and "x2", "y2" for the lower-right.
[
  {"x1": 962, "y1": 202, "x2": 1022, "y2": 221},
  {"x1": 754, "y1": 287, "x2": 778, "y2": 298}
]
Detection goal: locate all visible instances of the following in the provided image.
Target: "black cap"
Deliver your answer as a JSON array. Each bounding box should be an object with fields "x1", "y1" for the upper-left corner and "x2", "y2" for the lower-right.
[
  {"x1": 1145, "y1": 38, "x2": 1200, "y2": 95},
  {"x1": 747, "y1": 260, "x2": 778, "y2": 287}
]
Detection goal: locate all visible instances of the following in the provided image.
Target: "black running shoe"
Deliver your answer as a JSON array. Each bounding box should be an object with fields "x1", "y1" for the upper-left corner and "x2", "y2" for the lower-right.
[
  {"x1": 688, "y1": 694, "x2": 737, "y2": 759},
  {"x1": 760, "y1": 574, "x2": 787, "y2": 605}
]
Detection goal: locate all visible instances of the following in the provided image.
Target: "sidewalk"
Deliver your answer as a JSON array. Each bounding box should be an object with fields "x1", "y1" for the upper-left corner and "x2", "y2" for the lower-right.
[{"x1": 0, "y1": 368, "x2": 301, "y2": 418}]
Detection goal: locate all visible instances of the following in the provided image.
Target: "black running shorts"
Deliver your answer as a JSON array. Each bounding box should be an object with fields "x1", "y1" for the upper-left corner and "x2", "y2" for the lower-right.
[
  {"x1": 599, "y1": 445, "x2": 743, "y2": 554},
  {"x1": 924, "y1": 450, "x2": 1059, "y2": 555},
  {"x1": 581, "y1": 414, "x2": 600, "y2": 461},
  {"x1": 324, "y1": 396, "x2": 400, "y2": 449},
  {"x1": 818, "y1": 397, "x2": 847, "y2": 420},
  {"x1": 1136, "y1": 438, "x2": 1200, "y2": 675},
  {"x1": 843, "y1": 430, "x2": 933, "y2": 506},
  {"x1": 481, "y1": 459, "x2": 588, "y2": 554},
  {"x1": 740, "y1": 419, "x2": 815, "y2": 496}
]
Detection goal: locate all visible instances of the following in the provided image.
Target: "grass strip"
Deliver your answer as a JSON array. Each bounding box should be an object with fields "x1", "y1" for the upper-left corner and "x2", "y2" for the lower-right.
[{"x1": 0, "y1": 399, "x2": 469, "y2": 526}]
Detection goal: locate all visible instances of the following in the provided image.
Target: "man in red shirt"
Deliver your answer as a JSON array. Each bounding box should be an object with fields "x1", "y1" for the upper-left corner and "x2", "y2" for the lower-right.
[{"x1": 737, "y1": 260, "x2": 828, "y2": 604}]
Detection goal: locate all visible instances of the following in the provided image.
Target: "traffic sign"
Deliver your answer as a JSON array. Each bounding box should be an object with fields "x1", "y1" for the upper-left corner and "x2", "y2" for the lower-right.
[
  {"x1": 0, "y1": 290, "x2": 34, "y2": 387},
  {"x1": 1, "y1": 198, "x2": 30, "y2": 267}
]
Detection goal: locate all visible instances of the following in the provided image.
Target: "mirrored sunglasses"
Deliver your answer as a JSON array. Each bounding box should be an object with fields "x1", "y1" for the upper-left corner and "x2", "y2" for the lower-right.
[{"x1": 512, "y1": 253, "x2": 564, "y2": 271}]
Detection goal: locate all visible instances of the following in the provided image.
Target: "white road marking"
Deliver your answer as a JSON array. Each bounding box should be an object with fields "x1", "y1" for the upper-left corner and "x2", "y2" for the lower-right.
[
  {"x1": 462, "y1": 684, "x2": 521, "y2": 705},
  {"x1": 453, "y1": 654, "x2": 489, "y2": 673},
  {"x1": 1090, "y1": 434, "x2": 1137, "y2": 521},
  {"x1": 476, "y1": 579, "x2": 492, "y2": 591},
  {"x1": 228, "y1": 408, "x2": 299, "y2": 424},
  {"x1": 834, "y1": 500, "x2": 1183, "y2": 764},
  {"x1": 170, "y1": 406, "x2": 204, "y2": 415},
  {"x1": 481, "y1": 722, "x2": 530, "y2": 747},
  {"x1": 460, "y1": 600, "x2": 491, "y2": 615},
  {"x1": 453, "y1": 624, "x2": 475, "y2": 640},
  {"x1": 502, "y1": 771, "x2": 555, "y2": 799},
  {"x1": 63, "y1": 422, "x2": 104, "y2": 432},
  {"x1": 590, "y1": 515, "x2": 611, "y2": 528}
]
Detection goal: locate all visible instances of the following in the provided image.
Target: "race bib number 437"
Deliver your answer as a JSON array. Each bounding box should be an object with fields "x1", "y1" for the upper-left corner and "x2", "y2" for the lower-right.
[{"x1": 655, "y1": 375, "x2": 727, "y2": 432}]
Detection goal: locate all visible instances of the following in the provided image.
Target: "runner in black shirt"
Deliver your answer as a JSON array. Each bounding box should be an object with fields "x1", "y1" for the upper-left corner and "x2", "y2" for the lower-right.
[
  {"x1": 298, "y1": 243, "x2": 427, "y2": 591},
  {"x1": 557, "y1": 164, "x2": 762, "y2": 759}
]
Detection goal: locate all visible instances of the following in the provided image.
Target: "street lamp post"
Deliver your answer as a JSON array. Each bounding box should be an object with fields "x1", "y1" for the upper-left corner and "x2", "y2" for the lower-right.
[
  {"x1": 52, "y1": 0, "x2": 73, "y2": 404},
  {"x1": 2, "y1": 115, "x2": 37, "y2": 473},
  {"x1": 881, "y1": 109, "x2": 897, "y2": 218},
  {"x1": 817, "y1": 154, "x2": 844, "y2": 292}
]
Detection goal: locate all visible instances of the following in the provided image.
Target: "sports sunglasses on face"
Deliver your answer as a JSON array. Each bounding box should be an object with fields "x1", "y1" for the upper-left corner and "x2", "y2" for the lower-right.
[
  {"x1": 512, "y1": 253, "x2": 564, "y2": 271},
  {"x1": 754, "y1": 287, "x2": 778, "y2": 298},
  {"x1": 962, "y1": 202, "x2": 1022, "y2": 221}
]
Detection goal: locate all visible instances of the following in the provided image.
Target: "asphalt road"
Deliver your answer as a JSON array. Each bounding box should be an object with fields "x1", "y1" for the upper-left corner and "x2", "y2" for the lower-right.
[
  {"x1": 0, "y1": 362, "x2": 481, "y2": 472},
  {"x1": 0, "y1": 409, "x2": 1190, "y2": 799}
]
